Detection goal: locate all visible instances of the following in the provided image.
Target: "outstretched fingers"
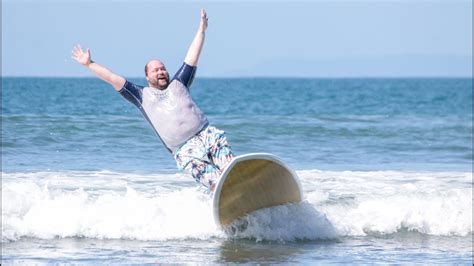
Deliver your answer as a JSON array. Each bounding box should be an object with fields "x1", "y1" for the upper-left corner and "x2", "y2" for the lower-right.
[
  {"x1": 200, "y1": 8, "x2": 208, "y2": 29},
  {"x1": 71, "y1": 44, "x2": 91, "y2": 65},
  {"x1": 72, "y1": 45, "x2": 82, "y2": 57}
]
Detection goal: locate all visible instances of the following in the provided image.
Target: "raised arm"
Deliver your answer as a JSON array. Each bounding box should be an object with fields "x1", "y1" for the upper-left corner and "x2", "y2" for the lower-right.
[
  {"x1": 72, "y1": 45, "x2": 126, "y2": 91},
  {"x1": 184, "y1": 9, "x2": 208, "y2": 67}
]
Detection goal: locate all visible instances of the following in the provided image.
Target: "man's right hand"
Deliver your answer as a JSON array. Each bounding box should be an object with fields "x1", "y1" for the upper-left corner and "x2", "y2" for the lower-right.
[
  {"x1": 72, "y1": 45, "x2": 92, "y2": 66},
  {"x1": 71, "y1": 44, "x2": 125, "y2": 91}
]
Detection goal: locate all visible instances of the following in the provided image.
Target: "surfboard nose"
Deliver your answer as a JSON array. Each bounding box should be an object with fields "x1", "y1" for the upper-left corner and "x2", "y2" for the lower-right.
[{"x1": 212, "y1": 153, "x2": 303, "y2": 227}]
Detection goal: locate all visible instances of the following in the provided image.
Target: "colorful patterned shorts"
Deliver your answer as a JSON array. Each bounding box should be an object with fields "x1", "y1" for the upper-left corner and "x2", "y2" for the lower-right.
[{"x1": 174, "y1": 126, "x2": 234, "y2": 191}]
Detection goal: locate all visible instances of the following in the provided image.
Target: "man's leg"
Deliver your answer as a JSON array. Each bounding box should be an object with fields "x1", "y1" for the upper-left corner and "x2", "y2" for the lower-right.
[
  {"x1": 174, "y1": 131, "x2": 221, "y2": 190},
  {"x1": 206, "y1": 126, "x2": 234, "y2": 172},
  {"x1": 183, "y1": 159, "x2": 221, "y2": 190},
  {"x1": 174, "y1": 125, "x2": 234, "y2": 191}
]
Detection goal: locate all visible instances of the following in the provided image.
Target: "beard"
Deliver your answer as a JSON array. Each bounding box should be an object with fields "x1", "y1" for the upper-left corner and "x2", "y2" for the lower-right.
[
  {"x1": 156, "y1": 78, "x2": 169, "y2": 89},
  {"x1": 150, "y1": 74, "x2": 170, "y2": 89}
]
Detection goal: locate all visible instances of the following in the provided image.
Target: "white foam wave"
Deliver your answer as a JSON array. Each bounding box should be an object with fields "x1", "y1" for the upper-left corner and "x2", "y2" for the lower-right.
[
  {"x1": 2, "y1": 181, "x2": 220, "y2": 242},
  {"x1": 2, "y1": 169, "x2": 472, "y2": 242},
  {"x1": 227, "y1": 202, "x2": 338, "y2": 241},
  {"x1": 300, "y1": 170, "x2": 473, "y2": 237}
]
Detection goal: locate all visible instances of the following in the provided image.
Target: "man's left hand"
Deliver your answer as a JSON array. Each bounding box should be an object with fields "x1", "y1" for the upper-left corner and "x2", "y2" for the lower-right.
[{"x1": 200, "y1": 8, "x2": 208, "y2": 32}]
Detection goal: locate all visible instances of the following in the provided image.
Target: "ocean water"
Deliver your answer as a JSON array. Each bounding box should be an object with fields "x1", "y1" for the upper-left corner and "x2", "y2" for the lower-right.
[{"x1": 1, "y1": 77, "x2": 472, "y2": 264}]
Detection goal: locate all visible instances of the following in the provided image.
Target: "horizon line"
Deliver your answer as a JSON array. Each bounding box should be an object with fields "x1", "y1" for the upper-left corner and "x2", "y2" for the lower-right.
[{"x1": 1, "y1": 75, "x2": 473, "y2": 79}]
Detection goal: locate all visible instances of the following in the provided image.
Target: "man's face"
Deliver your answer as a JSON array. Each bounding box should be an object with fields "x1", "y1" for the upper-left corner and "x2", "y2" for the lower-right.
[{"x1": 146, "y1": 60, "x2": 170, "y2": 89}]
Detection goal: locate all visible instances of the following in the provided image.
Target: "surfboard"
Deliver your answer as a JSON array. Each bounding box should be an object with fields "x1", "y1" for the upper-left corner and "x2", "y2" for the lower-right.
[{"x1": 212, "y1": 153, "x2": 303, "y2": 227}]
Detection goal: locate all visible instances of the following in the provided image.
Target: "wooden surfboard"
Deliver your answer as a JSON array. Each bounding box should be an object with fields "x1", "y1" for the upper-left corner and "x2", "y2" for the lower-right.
[{"x1": 212, "y1": 153, "x2": 303, "y2": 227}]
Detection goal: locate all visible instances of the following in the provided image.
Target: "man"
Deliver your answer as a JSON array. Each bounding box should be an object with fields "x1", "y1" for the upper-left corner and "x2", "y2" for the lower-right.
[{"x1": 72, "y1": 9, "x2": 234, "y2": 191}]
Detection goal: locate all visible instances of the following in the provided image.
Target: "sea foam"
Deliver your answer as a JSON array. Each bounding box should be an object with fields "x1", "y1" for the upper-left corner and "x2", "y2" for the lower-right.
[
  {"x1": 2, "y1": 170, "x2": 472, "y2": 242},
  {"x1": 300, "y1": 170, "x2": 473, "y2": 237}
]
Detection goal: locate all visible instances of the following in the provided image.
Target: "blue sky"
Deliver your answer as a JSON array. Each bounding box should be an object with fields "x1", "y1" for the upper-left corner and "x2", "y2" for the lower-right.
[{"x1": 2, "y1": 0, "x2": 472, "y2": 77}]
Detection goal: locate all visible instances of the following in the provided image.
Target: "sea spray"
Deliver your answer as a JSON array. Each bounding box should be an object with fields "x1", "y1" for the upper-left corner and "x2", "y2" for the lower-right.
[
  {"x1": 2, "y1": 180, "x2": 221, "y2": 242},
  {"x1": 2, "y1": 169, "x2": 472, "y2": 242},
  {"x1": 300, "y1": 170, "x2": 473, "y2": 237},
  {"x1": 228, "y1": 202, "x2": 338, "y2": 241}
]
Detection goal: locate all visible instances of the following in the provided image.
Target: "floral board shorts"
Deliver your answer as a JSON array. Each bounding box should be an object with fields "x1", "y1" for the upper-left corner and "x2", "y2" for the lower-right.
[{"x1": 174, "y1": 126, "x2": 234, "y2": 191}]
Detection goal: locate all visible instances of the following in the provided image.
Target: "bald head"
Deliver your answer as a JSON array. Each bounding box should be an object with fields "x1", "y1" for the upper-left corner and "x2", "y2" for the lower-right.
[
  {"x1": 144, "y1": 60, "x2": 164, "y2": 77},
  {"x1": 145, "y1": 59, "x2": 170, "y2": 89}
]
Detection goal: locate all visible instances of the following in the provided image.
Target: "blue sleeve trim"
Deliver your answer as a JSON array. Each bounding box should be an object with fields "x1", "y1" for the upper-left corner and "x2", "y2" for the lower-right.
[
  {"x1": 119, "y1": 80, "x2": 144, "y2": 107},
  {"x1": 172, "y1": 63, "x2": 197, "y2": 88}
]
